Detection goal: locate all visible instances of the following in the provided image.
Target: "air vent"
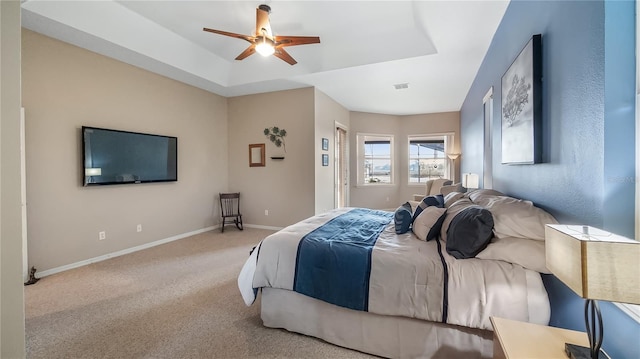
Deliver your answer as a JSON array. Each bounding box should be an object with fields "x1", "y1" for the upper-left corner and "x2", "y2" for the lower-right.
[{"x1": 393, "y1": 83, "x2": 409, "y2": 90}]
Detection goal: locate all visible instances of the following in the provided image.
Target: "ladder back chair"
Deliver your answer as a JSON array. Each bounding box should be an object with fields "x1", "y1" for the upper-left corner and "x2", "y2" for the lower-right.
[{"x1": 219, "y1": 192, "x2": 243, "y2": 232}]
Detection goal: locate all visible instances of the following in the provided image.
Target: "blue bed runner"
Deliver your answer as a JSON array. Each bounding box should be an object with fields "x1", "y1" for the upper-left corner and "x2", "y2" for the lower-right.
[{"x1": 293, "y1": 208, "x2": 393, "y2": 311}]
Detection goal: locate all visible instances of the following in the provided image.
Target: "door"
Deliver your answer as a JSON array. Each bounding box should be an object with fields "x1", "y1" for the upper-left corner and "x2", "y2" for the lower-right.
[
  {"x1": 335, "y1": 124, "x2": 348, "y2": 208},
  {"x1": 21, "y1": 107, "x2": 28, "y2": 281}
]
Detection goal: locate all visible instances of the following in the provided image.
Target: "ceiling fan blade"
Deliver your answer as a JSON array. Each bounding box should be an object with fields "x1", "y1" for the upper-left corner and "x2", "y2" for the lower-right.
[
  {"x1": 235, "y1": 45, "x2": 256, "y2": 60},
  {"x1": 275, "y1": 36, "x2": 321, "y2": 47},
  {"x1": 273, "y1": 48, "x2": 297, "y2": 65},
  {"x1": 255, "y1": 7, "x2": 272, "y2": 37},
  {"x1": 203, "y1": 28, "x2": 254, "y2": 43}
]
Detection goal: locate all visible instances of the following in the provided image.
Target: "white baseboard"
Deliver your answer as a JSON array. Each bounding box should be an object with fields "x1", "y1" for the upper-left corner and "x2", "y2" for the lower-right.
[
  {"x1": 37, "y1": 226, "x2": 217, "y2": 278},
  {"x1": 244, "y1": 224, "x2": 283, "y2": 231}
]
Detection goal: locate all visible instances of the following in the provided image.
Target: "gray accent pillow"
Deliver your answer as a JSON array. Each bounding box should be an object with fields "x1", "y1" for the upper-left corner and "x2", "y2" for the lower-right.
[
  {"x1": 446, "y1": 205, "x2": 494, "y2": 259},
  {"x1": 440, "y1": 197, "x2": 474, "y2": 242}
]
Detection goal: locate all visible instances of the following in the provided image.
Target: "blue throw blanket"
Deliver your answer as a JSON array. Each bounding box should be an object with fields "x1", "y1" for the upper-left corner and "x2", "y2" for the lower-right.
[{"x1": 293, "y1": 208, "x2": 393, "y2": 311}]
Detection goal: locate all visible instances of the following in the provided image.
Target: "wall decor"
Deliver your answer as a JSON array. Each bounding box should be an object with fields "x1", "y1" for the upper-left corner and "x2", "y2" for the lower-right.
[
  {"x1": 501, "y1": 34, "x2": 542, "y2": 165},
  {"x1": 322, "y1": 154, "x2": 329, "y2": 166},
  {"x1": 264, "y1": 126, "x2": 287, "y2": 152},
  {"x1": 322, "y1": 138, "x2": 329, "y2": 151},
  {"x1": 249, "y1": 143, "x2": 265, "y2": 167}
]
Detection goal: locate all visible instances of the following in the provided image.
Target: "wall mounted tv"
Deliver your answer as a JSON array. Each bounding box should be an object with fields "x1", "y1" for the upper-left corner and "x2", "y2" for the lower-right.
[{"x1": 82, "y1": 126, "x2": 177, "y2": 186}]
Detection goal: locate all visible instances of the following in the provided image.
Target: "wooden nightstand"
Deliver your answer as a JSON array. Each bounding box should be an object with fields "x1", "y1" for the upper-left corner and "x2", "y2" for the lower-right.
[{"x1": 491, "y1": 317, "x2": 590, "y2": 359}]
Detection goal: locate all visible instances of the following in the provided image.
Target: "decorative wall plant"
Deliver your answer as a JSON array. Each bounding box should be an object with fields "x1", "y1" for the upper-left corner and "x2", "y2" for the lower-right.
[{"x1": 264, "y1": 126, "x2": 287, "y2": 153}]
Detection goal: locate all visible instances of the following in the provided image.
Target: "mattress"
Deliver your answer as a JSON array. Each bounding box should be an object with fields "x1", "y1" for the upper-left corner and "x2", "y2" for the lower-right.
[{"x1": 261, "y1": 287, "x2": 494, "y2": 359}]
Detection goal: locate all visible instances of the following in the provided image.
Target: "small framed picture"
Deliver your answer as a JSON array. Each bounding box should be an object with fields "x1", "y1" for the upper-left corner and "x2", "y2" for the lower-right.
[
  {"x1": 322, "y1": 154, "x2": 329, "y2": 166},
  {"x1": 248, "y1": 143, "x2": 265, "y2": 167},
  {"x1": 322, "y1": 138, "x2": 329, "y2": 151}
]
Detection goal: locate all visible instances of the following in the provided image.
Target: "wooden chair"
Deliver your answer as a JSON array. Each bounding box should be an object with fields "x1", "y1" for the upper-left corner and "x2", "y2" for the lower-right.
[{"x1": 219, "y1": 192, "x2": 243, "y2": 232}]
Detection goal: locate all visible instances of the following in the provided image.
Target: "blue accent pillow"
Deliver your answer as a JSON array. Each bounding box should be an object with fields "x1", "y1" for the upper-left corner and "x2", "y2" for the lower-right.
[
  {"x1": 412, "y1": 195, "x2": 444, "y2": 223},
  {"x1": 394, "y1": 202, "x2": 413, "y2": 234}
]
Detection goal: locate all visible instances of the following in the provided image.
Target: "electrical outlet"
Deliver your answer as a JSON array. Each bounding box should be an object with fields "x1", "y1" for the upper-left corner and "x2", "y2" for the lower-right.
[
  {"x1": 136, "y1": 224, "x2": 142, "y2": 232},
  {"x1": 265, "y1": 209, "x2": 269, "y2": 216},
  {"x1": 99, "y1": 231, "x2": 106, "y2": 240}
]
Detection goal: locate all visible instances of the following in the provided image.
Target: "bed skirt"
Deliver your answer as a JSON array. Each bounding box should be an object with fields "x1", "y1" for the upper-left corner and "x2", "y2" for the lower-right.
[{"x1": 261, "y1": 287, "x2": 494, "y2": 358}]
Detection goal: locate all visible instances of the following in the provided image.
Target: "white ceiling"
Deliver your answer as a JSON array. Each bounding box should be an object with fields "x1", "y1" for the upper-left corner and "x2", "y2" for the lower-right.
[{"x1": 21, "y1": 0, "x2": 509, "y2": 115}]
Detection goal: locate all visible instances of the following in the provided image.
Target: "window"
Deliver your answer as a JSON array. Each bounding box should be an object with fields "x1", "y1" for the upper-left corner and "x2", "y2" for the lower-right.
[
  {"x1": 357, "y1": 134, "x2": 393, "y2": 185},
  {"x1": 408, "y1": 134, "x2": 453, "y2": 184}
]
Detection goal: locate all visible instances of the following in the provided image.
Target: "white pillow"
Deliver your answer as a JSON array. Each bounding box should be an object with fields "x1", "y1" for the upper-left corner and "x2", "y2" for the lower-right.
[
  {"x1": 412, "y1": 206, "x2": 446, "y2": 241},
  {"x1": 476, "y1": 236, "x2": 550, "y2": 273},
  {"x1": 467, "y1": 189, "x2": 505, "y2": 204},
  {"x1": 444, "y1": 192, "x2": 465, "y2": 208},
  {"x1": 480, "y1": 196, "x2": 557, "y2": 240},
  {"x1": 441, "y1": 183, "x2": 464, "y2": 196}
]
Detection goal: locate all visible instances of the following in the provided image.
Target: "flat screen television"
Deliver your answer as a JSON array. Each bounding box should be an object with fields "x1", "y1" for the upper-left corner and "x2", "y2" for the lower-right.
[{"x1": 82, "y1": 126, "x2": 177, "y2": 186}]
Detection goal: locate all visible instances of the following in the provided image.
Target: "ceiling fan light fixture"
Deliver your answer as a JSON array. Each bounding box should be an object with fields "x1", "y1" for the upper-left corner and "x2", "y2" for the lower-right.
[
  {"x1": 256, "y1": 42, "x2": 275, "y2": 57},
  {"x1": 255, "y1": 35, "x2": 275, "y2": 57},
  {"x1": 203, "y1": 4, "x2": 319, "y2": 65}
]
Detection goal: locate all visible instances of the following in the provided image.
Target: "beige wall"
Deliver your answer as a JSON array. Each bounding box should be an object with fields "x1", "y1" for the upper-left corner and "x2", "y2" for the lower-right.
[
  {"x1": 314, "y1": 89, "x2": 349, "y2": 214},
  {"x1": 22, "y1": 30, "x2": 228, "y2": 272},
  {"x1": 1, "y1": 1, "x2": 26, "y2": 357},
  {"x1": 20, "y1": 29, "x2": 460, "y2": 274},
  {"x1": 398, "y1": 112, "x2": 461, "y2": 204},
  {"x1": 228, "y1": 88, "x2": 316, "y2": 227},
  {"x1": 349, "y1": 112, "x2": 401, "y2": 209},
  {"x1": 349, "y1": 111, "x2": 460, "y2": 209}
]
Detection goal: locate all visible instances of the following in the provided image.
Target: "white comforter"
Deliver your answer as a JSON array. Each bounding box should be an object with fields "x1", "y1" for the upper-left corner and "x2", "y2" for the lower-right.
[{"x1": 238, "y1": 207, "x2": 550, "y2": 331}]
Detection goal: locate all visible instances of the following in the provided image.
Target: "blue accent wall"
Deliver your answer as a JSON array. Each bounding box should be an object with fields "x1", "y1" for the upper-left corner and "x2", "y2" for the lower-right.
[
  {"x1": 460, "y1": 1, "x2": 638, "y2": 358},
  {"x1": 604, "y1": 0, "x2": 637, "y2": 238}
]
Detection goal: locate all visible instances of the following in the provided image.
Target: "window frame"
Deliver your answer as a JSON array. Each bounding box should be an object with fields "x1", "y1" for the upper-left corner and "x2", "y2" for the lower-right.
[
  {"x1": 356, "y1": 133, "x2": 394, "y2": 187},
  {"x1": 407, "y1": 133, "x2": 455, "y2": 186}
]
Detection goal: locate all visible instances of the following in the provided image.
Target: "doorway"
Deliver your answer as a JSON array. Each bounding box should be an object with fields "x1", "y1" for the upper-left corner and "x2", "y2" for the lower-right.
[{"x1": 335, "y1": 124, "x2": 348, "y2": 208}]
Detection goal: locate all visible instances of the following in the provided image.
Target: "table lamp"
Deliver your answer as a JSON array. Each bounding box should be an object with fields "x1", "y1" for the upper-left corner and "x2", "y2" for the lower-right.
[
  {"x1": 545, "y1": 224, "x2": 640, "y2": 359},
  {"x1": 462, "y1": 173, "x2": 479, "y2": 189}
]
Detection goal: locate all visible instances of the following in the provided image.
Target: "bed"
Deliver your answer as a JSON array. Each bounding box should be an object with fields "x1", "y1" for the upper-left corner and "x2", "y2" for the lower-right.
[{"x1": 238, "y1": 189, "x2": 556, "y2": 358}]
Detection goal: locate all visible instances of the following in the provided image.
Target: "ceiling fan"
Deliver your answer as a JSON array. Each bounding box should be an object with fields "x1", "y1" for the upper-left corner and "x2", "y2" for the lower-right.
[{"x1": 203, "y1": 4, "x2": 320, "y2": 65}]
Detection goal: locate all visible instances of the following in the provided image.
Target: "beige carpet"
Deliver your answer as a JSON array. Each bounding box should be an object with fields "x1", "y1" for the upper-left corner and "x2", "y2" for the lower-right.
[{"x1": 25, "y1": 228, "x2": 376, "y2": 359}]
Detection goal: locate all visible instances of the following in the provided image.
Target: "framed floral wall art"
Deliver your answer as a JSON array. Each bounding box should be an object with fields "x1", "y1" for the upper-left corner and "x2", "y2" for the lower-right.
[{"x1": 501, "y1": 34, "x2": 542, "y2": 165}]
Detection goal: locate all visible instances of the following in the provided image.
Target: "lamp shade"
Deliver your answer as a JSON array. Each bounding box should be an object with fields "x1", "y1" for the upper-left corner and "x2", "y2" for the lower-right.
[
  {"x1": 462, "y1": 173, "x2": 479, "y2": 189},
  {"x1": 545, "y1": 224, "x2": 640, "y2": 304}
]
